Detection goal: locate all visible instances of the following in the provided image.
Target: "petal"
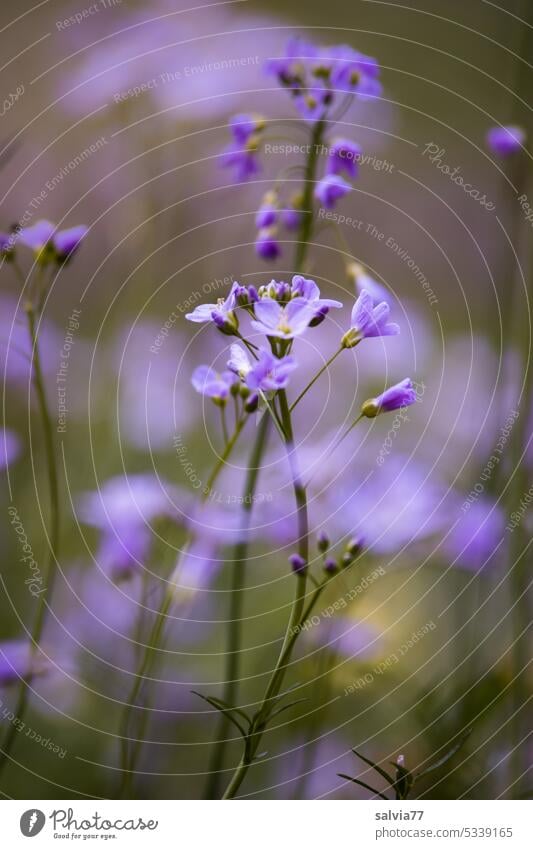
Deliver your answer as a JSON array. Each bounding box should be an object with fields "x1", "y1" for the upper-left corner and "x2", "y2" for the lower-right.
[
  {"x1": 227, "y1": 343, "x2": 252, "y2": 376},
  {"x1": 253, "y1": 298, "x2": 282, "y2": 329},
  {"x1": 18, "y1": 220, "x2": 55, "y2": 250},
  {"x1": 185, "y1": 303, "x2": 216, "y2": 322}
]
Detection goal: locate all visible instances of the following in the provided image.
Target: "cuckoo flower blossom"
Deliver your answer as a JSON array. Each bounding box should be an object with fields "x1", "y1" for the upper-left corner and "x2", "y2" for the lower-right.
[
  {"x1": 348, "y1": 262, "x2": 390, "y2": 305},
  {"x1": 223, "y1": 112, "x2": 265, "y2": 182},
  {"x1": 17, "y1": 220, "x2": 88, "y2": 263},
  {"x1": 486, "y1": 125, "x2": 525, "y2": 158},
  {"x1": 361, "y1": 378, "x2": 416, "y2": 417},
  {"x1": 255, "y1": 228, "x2": 281, "y2": 260},
  {"x1": 185, "y1": 282, "x2": 239, "y2": 334},
  {"x1": 291, "y1": 274, "x2": 342, "y2": 324},
  {"x1": 251, "y1": 298, "x2": 315, "y2": 339},
  {"x1": 191, "y1": 365, "x2": 237, "y2": 404},
  {"x1": 342, "y1": 289, "x2": 399, "y2": 348},
  {"x1": 315, "y1": 174, "x2": 352, "y2": 209}
]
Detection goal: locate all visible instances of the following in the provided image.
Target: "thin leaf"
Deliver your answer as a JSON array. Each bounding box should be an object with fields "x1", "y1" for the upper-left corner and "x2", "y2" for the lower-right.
[
  {"x1": 416, "y1": 728, "x2": 472, "y2": 780},
  {"x1": 351, "y1": 748, "x2": 395, "y2": 786},
  {"x1": 191, "y1": 691, "x2": 247, "y2": 738},
  {"x1": 268, "y1": 698, "x2": 308, "y2": 721},
  {"x1": 198, "y1": 694, "x2": 251, "y2": 725},
  {"x1": 337, "y1": 773, "x2": 389, "y2": 800}
]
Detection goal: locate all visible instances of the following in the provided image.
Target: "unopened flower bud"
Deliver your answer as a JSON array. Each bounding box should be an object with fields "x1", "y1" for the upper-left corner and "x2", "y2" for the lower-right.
[
  {"x1": 317, "y1": 530, "x2": 330, "y2": 553},
  {"x1": 244, "y1": 392, "x2": 259, "y2": 413},
  {"x1": 345, "y1": 536, "x2": 363, "y2": 557},
  {"x1": 324, "y1": 557, "x2": 338, "y2": 574}
]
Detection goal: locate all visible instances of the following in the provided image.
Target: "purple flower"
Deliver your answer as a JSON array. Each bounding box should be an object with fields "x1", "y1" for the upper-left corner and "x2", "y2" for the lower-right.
[
  {"x1": 228, "y1": 343, "x2": 297, "y2": 392},
  {"x1": 0, "y1": 231, "x2": 15, "y2": 259},
  {"x1": 281, "y1": 204, "x2": 301, "y2": 231},
  {"x1": 223, "y1": 112, "x2": 264, "y2": 182},
  {"x1": 289, "y1": 553, "x2": 307, "y2": 574},
  {"x1": 255, "y1": 228, "x2": 281, "y2": 260},
  {"x1": 330, "y1": 46, "x2": 382, "y2": 98},
  {"x1": 264, "y1": 37, "x2": 318, "y2": 88},
  {"x1": 486, "y1": 125, "x2": 526, "y2": 157},
  {"x1": 0, "y1": 640, "x2": 48, "y2": 687},
  {"x1": 315, "y1": 174, "x2": 352, "y2": 209},
  {"x1": 191, "y1": 365, "x2": 237, "y2": 403},
  {"x1": 294, "y1": 85, "x2": 332, "y2": 122},
  {"x1": 348, "y1": 262, "x2": 390, "y2": 305},
  {"x1": 247, "y1": 349, "x2": 297, "y2": 392},
  {"x1": 361, "y1": 378, "x2": 417, "y2": 417},
  {"x1": 255, "y1": 191, "x2": 278, "y2": 228},
  {"x1": 291, "y1": 275, "x2": 343, "y2": 319},
  {"x1": 97, "y1": 524, "x2": 151, "y2": 581},
  {"x1": 327, "y1": 139, "x2": 362, "y2": 178},
  {"x1": 342, "y1": 289, "x2": 399, "y2": 348},
  {"x1": 17, "y1": 220, "x2": 87, "y2": 263},
  {"x1": 251, "y1": 297, "x2": 316, "y2": 339},
  {"x1": 0, "y1": 428, "x2": 20, "y2": 470},
  {"x1": 185, "y1": 282, "x2": 239, "y2": 334}
]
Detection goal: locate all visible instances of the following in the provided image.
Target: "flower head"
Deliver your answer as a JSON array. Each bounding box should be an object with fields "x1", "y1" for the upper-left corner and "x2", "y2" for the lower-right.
[
  {"x1": 342, "y1": 289, "x2": 399, "y2": 347},
  {"x1": 185, "y1": 282, "x2": 239, "y2": 334},
  {"x1": 361, "y1": 378, "x2": 416, "y2": 417},
  {"x1": 53, "y1": 225, "x2": 88, "y2": 262},
  {"x1": 251, "y1": 297, "x2": 315, "y2": 339},
  {"x1": 191, "y1": 365, "x2": 237, "y2": 404},
  {"x1": 291, "y1": 274, "x2": 343, "y2": 321},
  {"x1": 315, "y1": 174, "x2": 352, "y2": 209},
  {"x1": 486, "y1": 125, "x2": 525, "y2": 157},
  {"x1": 348, "y1": 262, "x2": 390, "y2": 304},
  {"x1": 246, "y1": 349, "x2": 297, "y2": 392},
  {"x1": 326, "y1": 138, "x2": 362, "y2": 178},
  {"x1": 289, "y1": 553, "x2": 307, "y2": 574}
]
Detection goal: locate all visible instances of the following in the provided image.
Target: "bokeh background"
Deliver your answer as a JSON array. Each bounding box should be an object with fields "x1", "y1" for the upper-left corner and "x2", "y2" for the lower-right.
[{"x1": 0, "y1": 0, "x2": 531, "y2": 800}]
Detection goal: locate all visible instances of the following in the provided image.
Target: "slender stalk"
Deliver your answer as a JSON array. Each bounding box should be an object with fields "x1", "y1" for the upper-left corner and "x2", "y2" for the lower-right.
[
  {"x1": 204, "y1": 411, "x2": 271, "y2": 798},
  {"x1": 290, "y1": 347, "x2": 343, "y2": 411},
  {"x1": 294, "y1": 120, "x2": 325, "y2": 273},
  {"x1": 221, "y1": 390, "x2": 310, "y2": 799},
  {"x1": 0, "y1": 300, "x2": 60, "y2": 778}
]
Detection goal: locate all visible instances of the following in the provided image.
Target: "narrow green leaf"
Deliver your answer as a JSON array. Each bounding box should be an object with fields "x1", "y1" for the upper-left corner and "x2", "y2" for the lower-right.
[
  {"x1": 351, "y1": 748, "x2": 396, "y2": 786},
  {"x1": 337, "y1": 773, "x2": 390, "y2": 800}
]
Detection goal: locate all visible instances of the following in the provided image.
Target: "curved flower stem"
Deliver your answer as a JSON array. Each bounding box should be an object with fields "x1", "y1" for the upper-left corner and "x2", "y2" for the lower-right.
[
  {"x1": 204, "y1": 411, "x2": 271, "y2": 798},
  {"x1": 116, "y1": 416, "x2": 250, "y2": 797},
  {"x1": 0, "y1": 298, "x2": 60, "y2": 779},
  {"x1": 221, "y1": 389, "x2": 310, "y2": 799},
  {"x1": 290, "y1": 347, "x2": 343, "y2": 411}
]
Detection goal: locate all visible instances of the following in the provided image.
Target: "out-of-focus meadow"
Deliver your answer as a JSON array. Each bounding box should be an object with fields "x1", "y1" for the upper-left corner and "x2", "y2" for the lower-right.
[{"x1": 0, "y1": 0, "x2": 531, "y2": 800}]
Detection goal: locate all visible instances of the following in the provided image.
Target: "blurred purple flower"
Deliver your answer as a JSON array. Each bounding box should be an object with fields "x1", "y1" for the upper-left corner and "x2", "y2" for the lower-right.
[
  {"x1": 444, "y1": 497, "x2": 505, "y2": 571},
  {"x1": 326, "y1": 139, "x2": 362, "y2": 178},
  {"x1": 255, "y1": 191, "x2": 278, "y2": 228},
  {"x1": 223, "y1": 112, "x2": 264, "y2": 182},
  {"x1": 247, "y1": 349, "x2": 297, "y2": 392},
  {"x1": 53, "y1": 225, "x2": 89, "y2": 262},
  {"x1": 362, "y1": 378, "x2": 416, "y2": 417},
  {"x1": 342, "y1": 289, "x2": 399, "y2": 347},
  {"x1": 96, "y1": 524, "x2": 152, "y2": 582},
  {"x1": 486, "y1": 125, "x2": 526, "y2": 157},
  {"x1": 349, "y1": 263, "x2": 390, "y2": 305},
  {"x1": 77, "y1": 473, "x2": 181, "y2": 532},
  {"x1": 315, "y1": 174, "x2": 352, "y2": 209},
  {"x1": 191, "y1": 365, "x2": 237, "y2": 402},
  {"x1": 251, "y1": 298, "x2": 316, "y2": 339}
]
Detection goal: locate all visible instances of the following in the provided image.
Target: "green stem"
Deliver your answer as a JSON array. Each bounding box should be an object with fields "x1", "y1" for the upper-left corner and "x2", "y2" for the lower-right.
[
  {"x1": 204, "y1": 411, "x2": 271, "y2": 799},
  {"x1": 290, "y1": 347, "x2": 343, "y2": 411},
  {"x1": 0, "y1": 302, "x2": 60, "y2": 779}
]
